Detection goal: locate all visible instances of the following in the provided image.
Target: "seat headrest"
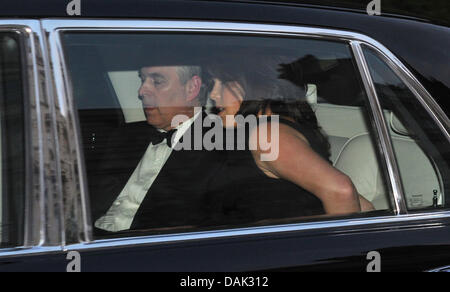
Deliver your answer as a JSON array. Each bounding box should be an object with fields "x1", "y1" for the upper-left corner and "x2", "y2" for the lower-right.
[
  {"x1": 305, "y1": 83, "x2": 317, "y2": 105},
  {"x1": 390, "y1": 112, "x2": 409, "y2": 136}
]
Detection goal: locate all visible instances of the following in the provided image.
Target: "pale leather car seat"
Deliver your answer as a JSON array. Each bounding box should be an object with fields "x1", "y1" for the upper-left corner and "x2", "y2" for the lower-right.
[
  {"x1": 333, "y1": 113, "x2": 442, "y2": 210},
  {"x1": 333, "y1": 133, "x2": 390, "y2": 209},
  {"x1": 312, "y1": 103, "x2": 374, "y2": 163}
]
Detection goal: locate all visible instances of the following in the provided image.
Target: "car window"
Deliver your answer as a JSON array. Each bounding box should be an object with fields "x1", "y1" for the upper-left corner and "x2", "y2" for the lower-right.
[
  {"x1": 0, "y1": 33, "x2": 26, "y2": 247},
  {"x1": 61, "y1": 32, "x2": 393, "y2": 239},
  {"x1": 363, "y1": 46, "x2": 450, "y2": 211}
]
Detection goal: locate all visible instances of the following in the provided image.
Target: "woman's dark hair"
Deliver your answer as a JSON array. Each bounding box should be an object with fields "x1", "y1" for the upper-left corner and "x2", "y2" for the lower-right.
[{"x1": 206, "y1": 55, "x2": 330, "y2": 157}]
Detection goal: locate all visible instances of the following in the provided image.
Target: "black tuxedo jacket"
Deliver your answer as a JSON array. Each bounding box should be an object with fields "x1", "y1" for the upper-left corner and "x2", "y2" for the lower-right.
[{"x1": 89, "y1": 112, "x2": 227, "y2": 235}]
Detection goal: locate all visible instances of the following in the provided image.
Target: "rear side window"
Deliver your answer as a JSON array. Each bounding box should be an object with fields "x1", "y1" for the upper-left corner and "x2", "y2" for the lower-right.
[
  {"x1": 363, "y1": 46, "x2": 450, "y2": 211},
  {"x1": 0, "y1": 33, "x2": 26, "y2": 247},
  {"x1": 61, "y1": 32, "x2": 391, "y2": 240}
]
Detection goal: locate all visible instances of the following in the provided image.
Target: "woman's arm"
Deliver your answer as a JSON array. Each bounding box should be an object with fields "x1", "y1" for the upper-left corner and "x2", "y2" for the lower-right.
[
  {"x1": 358, "y1": 193, "x2": 375, "y2": 212},
  {"x1": 250, "y1": 121, "x2": 373, "y2": 215}
]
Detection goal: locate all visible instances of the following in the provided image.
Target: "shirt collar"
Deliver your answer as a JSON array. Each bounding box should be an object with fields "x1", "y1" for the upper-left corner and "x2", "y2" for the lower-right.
[{"x1": 162, "y1": 110, "x2": 201, "y2": 148}]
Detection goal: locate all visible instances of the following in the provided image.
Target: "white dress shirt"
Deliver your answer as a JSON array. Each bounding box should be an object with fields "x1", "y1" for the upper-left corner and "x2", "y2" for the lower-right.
[{"x1": 95, "y1": 111, "x2": 201, "y2": 232}]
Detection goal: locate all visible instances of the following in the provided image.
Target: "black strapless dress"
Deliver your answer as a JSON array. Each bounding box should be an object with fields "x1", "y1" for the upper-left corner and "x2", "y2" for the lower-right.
[{"x1": 207, "y1": 117, "x2": 329, "y2": 227}]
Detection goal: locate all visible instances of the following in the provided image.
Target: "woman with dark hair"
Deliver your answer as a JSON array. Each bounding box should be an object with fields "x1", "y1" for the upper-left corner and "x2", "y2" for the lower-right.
[{"x1": 206, "y1": 56, "x2": 373, "y2": 226}]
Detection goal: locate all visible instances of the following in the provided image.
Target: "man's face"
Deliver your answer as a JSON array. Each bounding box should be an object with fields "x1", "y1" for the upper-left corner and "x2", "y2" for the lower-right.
[{"x1": 138, "y1": 66, "x2": 195, "y2": 130}]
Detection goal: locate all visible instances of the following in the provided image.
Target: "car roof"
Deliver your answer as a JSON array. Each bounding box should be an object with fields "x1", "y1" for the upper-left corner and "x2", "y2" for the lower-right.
[
  {"x1": 221, "y1": 0, "x2": 449, "y2": 26},
  {"x1": 0, "y1": 0, "x2": 448, "y2": 27}
]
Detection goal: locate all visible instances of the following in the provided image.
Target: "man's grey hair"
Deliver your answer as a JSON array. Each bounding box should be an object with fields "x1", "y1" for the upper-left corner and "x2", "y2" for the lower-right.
[
  {"x1": 176, "y1": 66, "x2": 201, "y2": 85},
  {"x1": 176, "y1": 65, "x2": 208, "y2": 106}
]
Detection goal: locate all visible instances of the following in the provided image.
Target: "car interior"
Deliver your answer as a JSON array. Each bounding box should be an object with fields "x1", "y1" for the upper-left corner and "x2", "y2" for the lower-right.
[
  {"x1": 61, "y1": 32, "x2": 445, "y2": 233},
  {"x1": 104, "y1": 70, "x2": 443, "y2": 211}
]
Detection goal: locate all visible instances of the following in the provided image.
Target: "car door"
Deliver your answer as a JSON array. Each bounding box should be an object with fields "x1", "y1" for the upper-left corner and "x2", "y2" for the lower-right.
[
  {"x1": 0, "y1": 20, "x2": 73, "y2": 272},
  {"x1": 0, "y1": 19, "x2": 449, "y2": 273},
  {"x1": 53, "y1": 20, "x2": 450, "y2": 272}
]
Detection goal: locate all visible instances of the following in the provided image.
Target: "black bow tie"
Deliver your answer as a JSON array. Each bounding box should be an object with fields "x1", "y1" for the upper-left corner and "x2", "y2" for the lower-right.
[{"x1": 150, "y1": 129, "x2": 177, "y2": 148}]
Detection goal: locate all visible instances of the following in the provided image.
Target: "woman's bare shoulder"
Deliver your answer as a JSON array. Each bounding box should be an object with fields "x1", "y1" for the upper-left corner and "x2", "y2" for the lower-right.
[{"x1": 249, "y1": 117, "x2": 310, "y2": 146}]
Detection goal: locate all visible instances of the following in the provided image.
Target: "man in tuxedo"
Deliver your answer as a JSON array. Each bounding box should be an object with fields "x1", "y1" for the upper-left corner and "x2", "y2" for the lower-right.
[{"x1": 92, "y1": 64, "x2": 225, "y2": 234}]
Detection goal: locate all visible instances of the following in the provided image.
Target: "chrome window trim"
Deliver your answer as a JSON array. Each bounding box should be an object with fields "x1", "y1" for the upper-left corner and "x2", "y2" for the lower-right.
[
  {"x1": 65, "y1": 211, "x2": 450, "y2": 252},
  {"x1": 351, "y1": 42, "x2": 408, "y2": 214},
  {"x1": 0, "y1": 19, "x2": 65, "y2": 256},
  {"x1": 44, "y1": 23, "x2": 93, "y2": 246},
  {"x1": 39, "y1": 19, "x2": 450, "y2": 252},
  {"x1": 0, "y1": 25, "x2": 30, "y2": 246},
  {"x1": 0, "y1": 246, "x2": 62, "y2": 258},
  {"x1": 0, "y1": 19, "x2": 70, "y2": 259},
  {"x1": 0, "y1": 21, "x2": 43, "y2": 249}
]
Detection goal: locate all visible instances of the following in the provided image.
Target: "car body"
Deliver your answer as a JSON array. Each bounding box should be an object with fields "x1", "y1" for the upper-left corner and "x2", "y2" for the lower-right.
[{"x1": 0, "y1": 0, "x2": 449, "y2": 272}]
